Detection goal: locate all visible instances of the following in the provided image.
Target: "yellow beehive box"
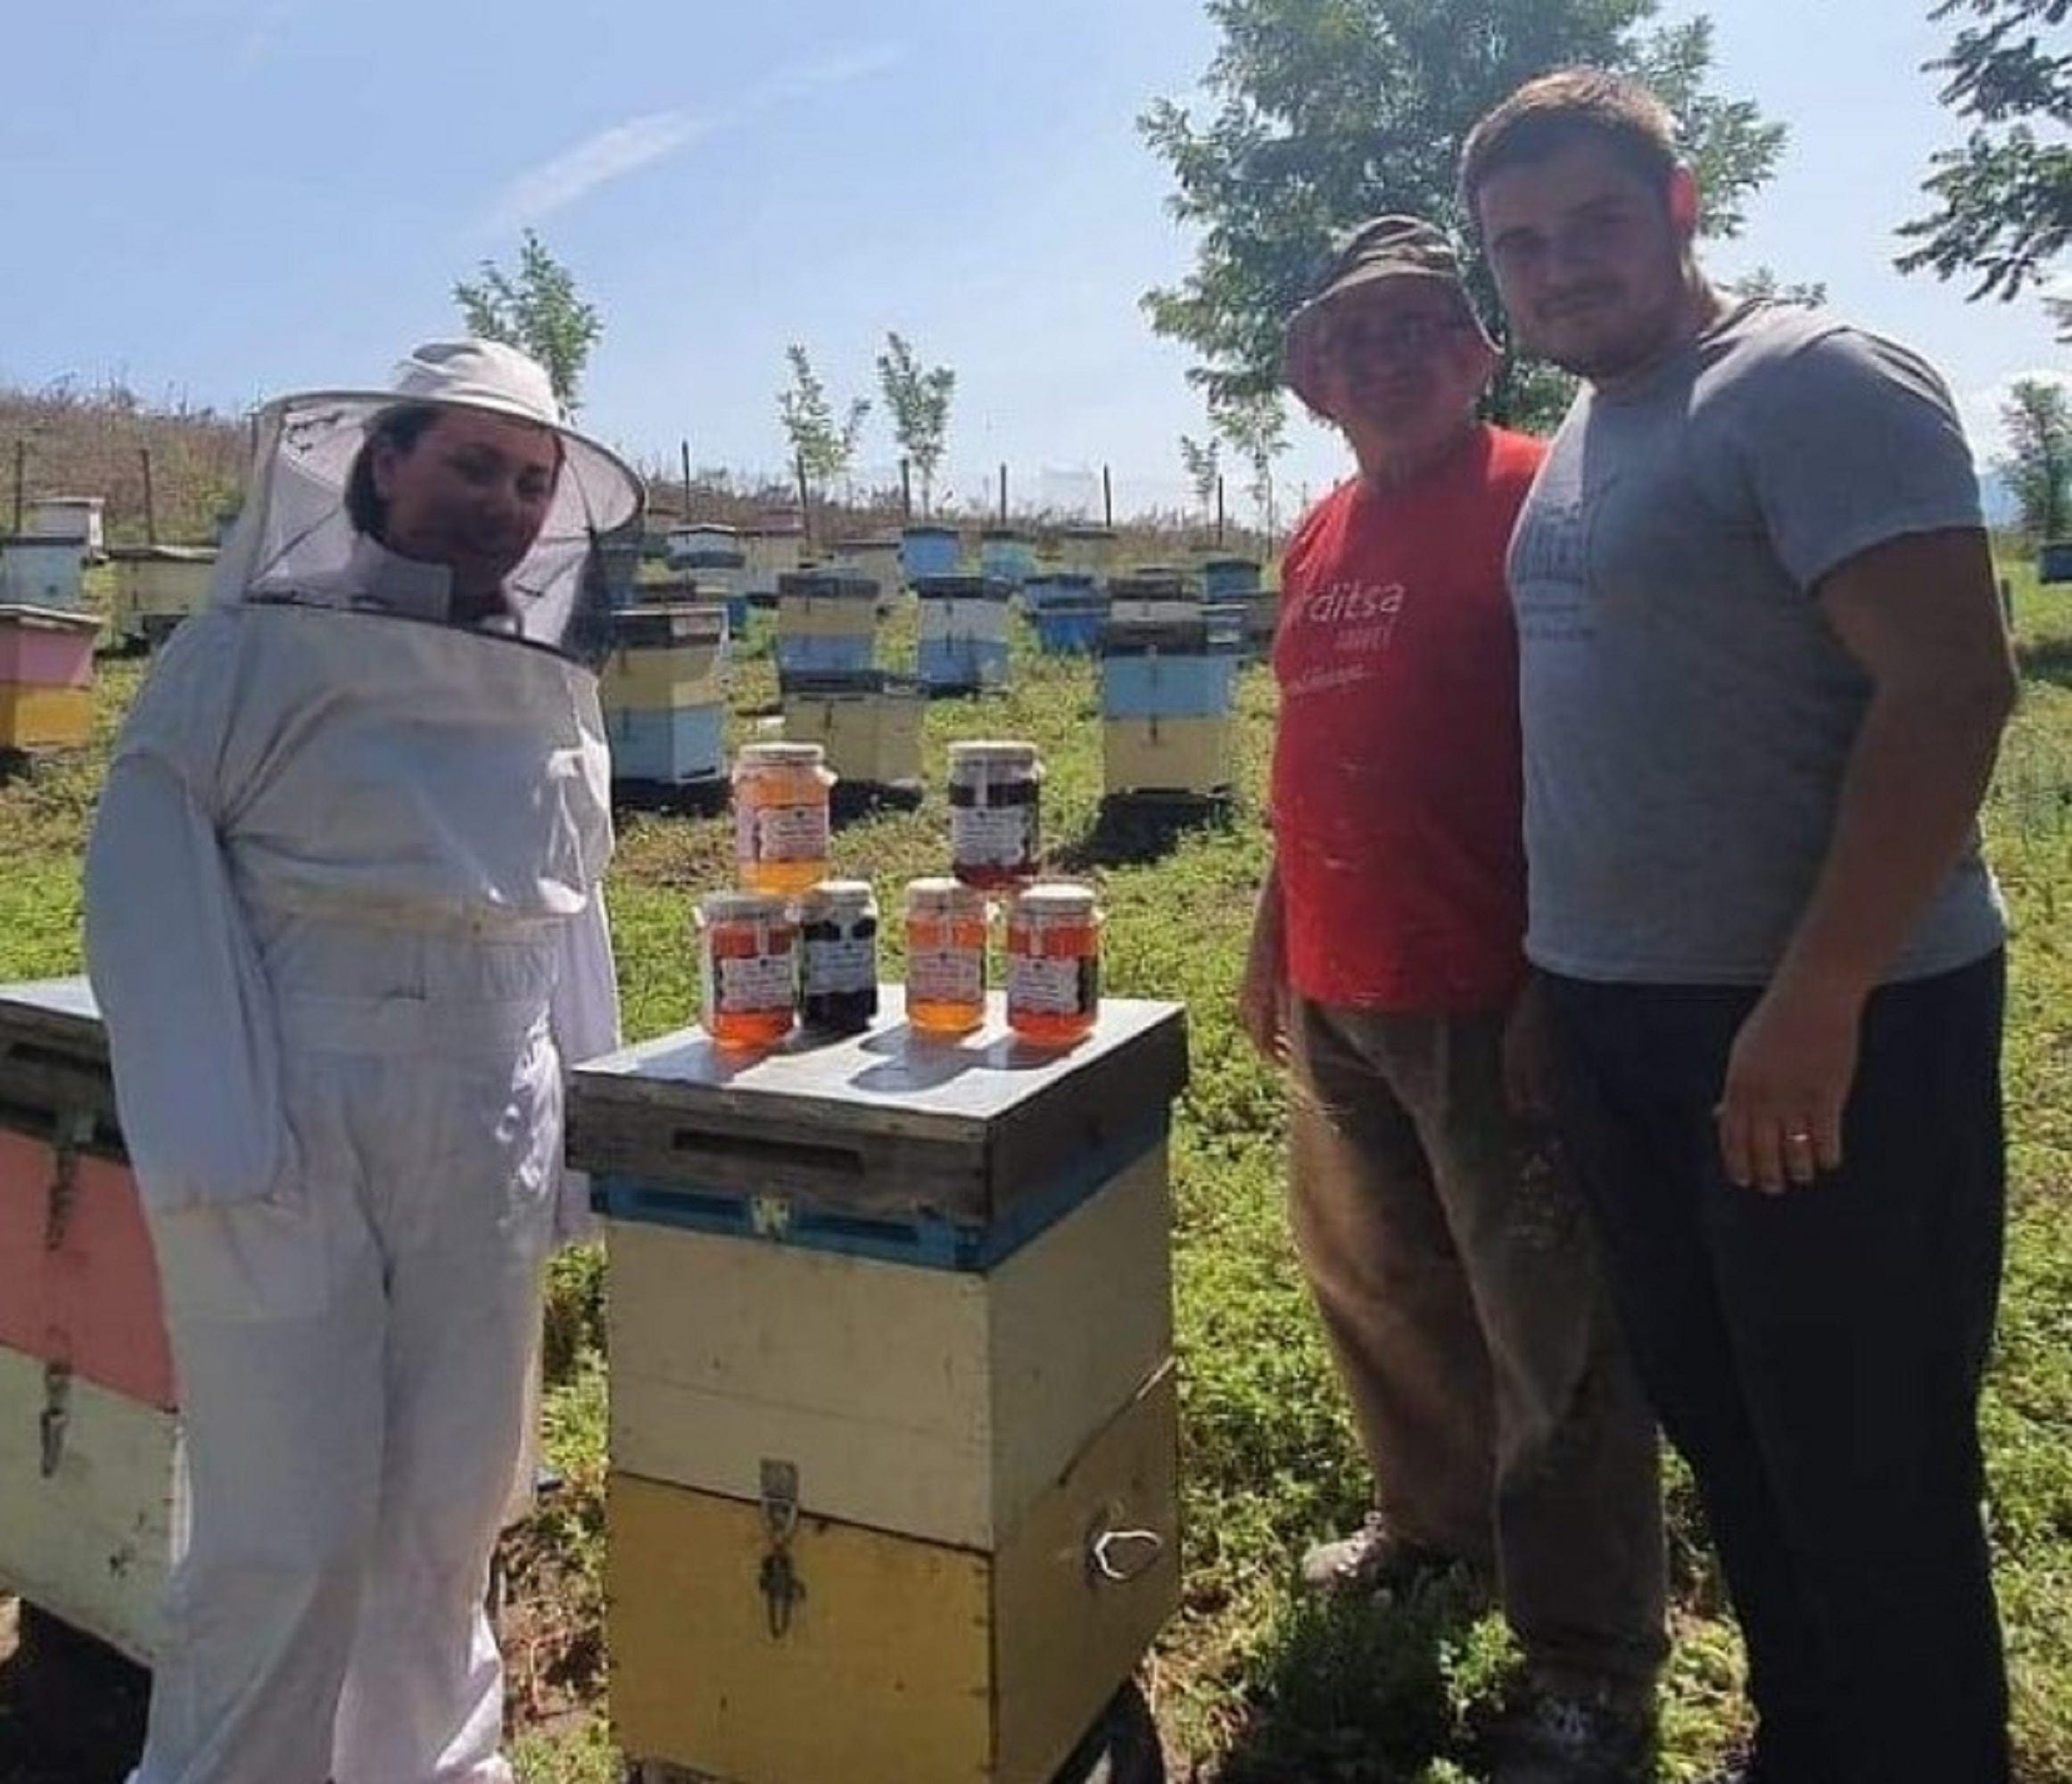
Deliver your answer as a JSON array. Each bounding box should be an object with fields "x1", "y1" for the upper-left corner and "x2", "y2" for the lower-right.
[
  {"x1": 780, "y1": 673, "x2": 923, "y2": 788},
  {"x1": 108, "y1": 546, "x2": 216, "y2": 647},
  {"x1": 599, "y1": 643, "x2": 725, "y2": 713},
  {"x1": 609, "y1": 1364, "x2": 1179, "y2": 1784},
  {"x1": 778, "y1": 588, "x2": 880, "y2": 640},
  {"x1": 0, "y1": 682, "x2": 94, "y2": 749},
  {"x1": 608, "y1": 1143, "x2": 1170, "y2": 1550},
  {"x1": 1103, "y1": 714, "x2": 1233, "y2": 797}
]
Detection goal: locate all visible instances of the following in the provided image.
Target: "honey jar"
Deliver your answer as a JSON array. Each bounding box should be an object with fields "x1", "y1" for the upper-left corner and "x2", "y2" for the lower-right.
[
  {"x1": 697, "y1": 891, "x2": 797, "y2": 1051},
  {"x1": 733, "y1": 741, "x2": 834, "y2": 896},
  {"x1": 1005, "y1": 881, "x2": 1102, "y2": 1045},
  {"x1": 946, "y1": 739, "x2": 1044, "y2": 889},
  {"x1": 904, "y1": 877, "x2": 988, "y2": 1037},
  {"x1": 799, "y1": 880, "x2": 880, "y2": 1035}
]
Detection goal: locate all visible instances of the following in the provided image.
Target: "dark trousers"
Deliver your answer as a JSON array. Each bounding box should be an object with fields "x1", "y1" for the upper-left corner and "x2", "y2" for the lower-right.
[
  {"x1": 1288, "y1": 1000, "x2": 1667, "y2": 1702},
  {"x1": 1544, "y1": 954, "x2": 2010, "y2": 1784}
]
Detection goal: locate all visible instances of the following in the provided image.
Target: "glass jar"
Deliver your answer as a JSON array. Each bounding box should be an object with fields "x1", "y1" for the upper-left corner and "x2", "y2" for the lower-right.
[
  {"x1": 904, "y1": 876, "x2": 988, "y2": 1037},
  {"x1": 799, "y1": 880, "x2": 879, "y2": 1035},
  {"x1": 1006, "y1": 881, "x2": 1102, "y2": 1045},
  {"x1": 697, "y1": 891, "x2": 797, "y2": 1051},
  {"x1": 733, "y1": 741, "x2": 834, "y2": 896},
  {"x1": 946, "y1": 739, "x2": 1044, "y2": 890}
]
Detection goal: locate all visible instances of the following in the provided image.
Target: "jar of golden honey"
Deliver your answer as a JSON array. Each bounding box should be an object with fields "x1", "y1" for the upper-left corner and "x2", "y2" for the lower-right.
[
  {"x1": 696, "y1": 891, "x2": 797, "y2": 1051},
  {"x1": 1006, "y1": 881, "x2": 1102, "y2": 1045},
  {"x1": 904, "y1": 876, "x2": 988, "y2": 1037},
  {"x1": 947, "y1": 739, "x2": 1044, "y2": 890},
  {"x1": 732, "y1": 741, "x2": 834, "y2": 896}
]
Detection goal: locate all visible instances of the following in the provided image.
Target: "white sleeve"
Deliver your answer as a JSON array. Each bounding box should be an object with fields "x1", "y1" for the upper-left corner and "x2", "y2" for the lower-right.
[
  {"x1": 547, "y1": 887, "x2": 622, "y2": 1247},
  {"x1": 83, "y1": 615, "x2": 296, "y2": 1213}
]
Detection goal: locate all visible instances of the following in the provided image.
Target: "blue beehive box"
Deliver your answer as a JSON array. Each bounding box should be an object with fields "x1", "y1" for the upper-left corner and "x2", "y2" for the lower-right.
[
  {"x1": 1031, "y1": 578, "x2": 1107, "y2": 654},
  {"x1": 900, "y1": 524, "x2": 962, "y2": 582},
  {"x1": 919, "y1": 636, "x2": 1011, "y2": 691},
  {"x1": 570, "y1": 989, "x2": 1186, "y2": 1265},
  {"x1": 778, "y1": 633, "x2": 878, "y2": 676},
  {"x1": 1200, "y1": 558, "x2": 1261, "y2": 602},
  {"x1": 1101, "y1": 651, "x2": 1237, "y2": 719},
  {"x1": 598, "y1": 526, "x2": 645, "y2": 609},
  {"x1": 915, "y1": 575, "x2": 1013, "y2": 692},
  {"x1": 607, "y1": 703, "x2": 728, "y2": 787},
  {"x1": 979, "y1": 529, "x2": 1037, "y2": 587}
]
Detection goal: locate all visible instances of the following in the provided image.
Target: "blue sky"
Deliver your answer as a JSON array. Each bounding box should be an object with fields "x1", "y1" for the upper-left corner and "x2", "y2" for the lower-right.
[{"x1": 1, "y1": 0, "x2": 2061, "y2": 523}]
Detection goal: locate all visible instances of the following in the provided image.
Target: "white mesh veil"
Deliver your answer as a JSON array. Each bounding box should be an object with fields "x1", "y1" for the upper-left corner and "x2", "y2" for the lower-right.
[{"x1": 210, "y1": 342, "x2": 644, "y2": 652}]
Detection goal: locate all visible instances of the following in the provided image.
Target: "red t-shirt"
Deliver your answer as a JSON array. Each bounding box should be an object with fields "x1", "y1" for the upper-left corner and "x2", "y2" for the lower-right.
[{"x1": 1271, "y1": 425, "x2": 1544, "y2": 1013}]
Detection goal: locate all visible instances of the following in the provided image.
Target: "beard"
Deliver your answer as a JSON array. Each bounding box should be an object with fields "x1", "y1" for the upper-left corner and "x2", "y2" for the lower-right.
[{"x1": 1526, "y1": 259, "x2": 1694, "y2": 384}]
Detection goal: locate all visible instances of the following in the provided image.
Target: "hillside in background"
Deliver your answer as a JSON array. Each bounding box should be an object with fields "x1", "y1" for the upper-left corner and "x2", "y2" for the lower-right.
[
  {"x1": 0, "y1": 384, "x2": 1272, "y2": 565},
  {"x1": 1, "y1": 383, "x2": 246, "y2": 547}
]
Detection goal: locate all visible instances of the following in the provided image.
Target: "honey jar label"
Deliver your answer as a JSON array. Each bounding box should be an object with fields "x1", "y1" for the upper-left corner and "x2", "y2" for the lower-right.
[
  {"x1": 713, "y1": 952, "x2": 796, "y2": 1012},
  {"x1": 805, "y1": 937, "x2": 876, "y2": 994},
  {"x1": 1009, "y1": 954, "x2": 1094, "y2": 1016},
  {"x1": 909, "y1": 948, "x2": 983, "y2": 1005},
  {"x1": 738, "y1": 802, "x2": 830, "y2": 863},
  {"x1": 950, "y1": 805, "x2": 1034, "y2": 869}
]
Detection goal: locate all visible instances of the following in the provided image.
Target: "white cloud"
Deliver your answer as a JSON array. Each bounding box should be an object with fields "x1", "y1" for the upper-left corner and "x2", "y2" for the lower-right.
[
  {"x1": 475, "y1": 45, "x2": 902, "y2": 236},
  {"x1": 482, "y1": 112, "x2": 710, "y2": 235},
  {"x1": 1961, "y1": 366, "x2": 2072, "y2": 461}
]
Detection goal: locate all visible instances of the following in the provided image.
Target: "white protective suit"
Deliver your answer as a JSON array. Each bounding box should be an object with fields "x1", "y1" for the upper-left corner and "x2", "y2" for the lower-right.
[{"x1": 83, "y1": 342, "x2": 642, "y2": 1784}]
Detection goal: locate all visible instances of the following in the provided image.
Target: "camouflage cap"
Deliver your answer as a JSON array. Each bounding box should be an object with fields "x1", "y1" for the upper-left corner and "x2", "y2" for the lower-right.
[{"x1": 1282, "y1": 215, "x2": 1491, "y2": 410}]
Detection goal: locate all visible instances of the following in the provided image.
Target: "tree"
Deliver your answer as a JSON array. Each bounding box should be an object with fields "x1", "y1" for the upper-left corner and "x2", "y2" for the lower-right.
[
  {"x1": 777, "y1": 345, "x2": 871, "y2": 515},
  {"x1": 1211, "y1": 389, "x2": 1290, "y2": 541},
  {"x1": 453, "y1": 229, "x2": 601, "y2": 412},
  {"x1": 876, "y1": 333, "x2": 957, "y2": 516},
  {"x1": 1179, "y1": 433, "x2": 1222, "y2": 531},
  {"x1": 1139, "y1": 1, "x2": 1786, "y2": 431},
  {"x1": 1898, "y1": 0, "x2": 2072, "y2": 329},
  {"x1": 2002, "y1": 376, "x2": 2072, "y2": 541},
  {"x1": 1725, "y1": 264, "x2": 1828, "y2": 305}
]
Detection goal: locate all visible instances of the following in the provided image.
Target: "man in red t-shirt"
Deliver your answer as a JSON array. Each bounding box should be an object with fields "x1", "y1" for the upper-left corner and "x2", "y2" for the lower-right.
[{"x1": 1243, "y1": 216, "x2": 1665, "y2": 1782}]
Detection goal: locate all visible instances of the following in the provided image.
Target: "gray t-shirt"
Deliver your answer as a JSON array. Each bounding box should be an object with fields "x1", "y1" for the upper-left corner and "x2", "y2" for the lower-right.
[{"x1": 1507, "y1": 298, "x2": 2005, "y2": 985}]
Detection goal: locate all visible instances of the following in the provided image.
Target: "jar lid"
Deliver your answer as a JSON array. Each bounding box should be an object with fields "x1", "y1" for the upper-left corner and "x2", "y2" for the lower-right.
[
  {"x1": 801, "y1": 880, "x2": 878, "y2": 917},
  {"x1": 905, "y1": 875, "x2": 987, "y2": 913},
  {"x1": 948, "y1": 739, "x2": 1042, "y2": 768},
  {"x1": 1012, "y1": 881, "x2": 1099, "y2": 919},
  {"x1": 698, "y1": 890, "x2": 792, "y2": 923},
  {"x1": 736, "y1": 741, "x2": 826, "y2": 768}
]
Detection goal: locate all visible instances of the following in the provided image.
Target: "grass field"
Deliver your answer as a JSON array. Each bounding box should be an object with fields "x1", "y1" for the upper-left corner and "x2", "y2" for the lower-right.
[{"x1": 4, "y1": 567, "x2": 2071, "y2": 1782}]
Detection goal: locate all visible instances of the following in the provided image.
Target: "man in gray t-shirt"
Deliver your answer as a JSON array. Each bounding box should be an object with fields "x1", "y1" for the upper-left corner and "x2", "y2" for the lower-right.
[{"x1": 1462, "y1": 69, "x2": 2018, "y2": 1784}]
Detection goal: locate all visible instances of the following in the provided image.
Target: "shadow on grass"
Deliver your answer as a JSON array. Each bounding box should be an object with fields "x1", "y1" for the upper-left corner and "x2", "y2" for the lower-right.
[
  {"x1": 2015, "y1": 634, "x2": 2072, "y2": 691},
  {"x1": 1209, "y1": 1568, "x2": 1495, "y2": 1784},
  {"x1": 1057, "y1": 795, "x2": 1237, "y2": 871}
]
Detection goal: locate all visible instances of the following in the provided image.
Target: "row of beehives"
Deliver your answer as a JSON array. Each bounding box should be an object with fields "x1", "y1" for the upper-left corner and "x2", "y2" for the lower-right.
[
  {"x1": 0, "y1": 531, "x2": 217, "y2": 645},
  {"x1": 655, "y1": 516, "x2": 1268, "y2": 601},
  {"x1": 0, "y1": 954, "x2": 1191, "y2": 1784},
  {"x1": 610, "y1": 582, "x2": 1247, "y2": 803}
]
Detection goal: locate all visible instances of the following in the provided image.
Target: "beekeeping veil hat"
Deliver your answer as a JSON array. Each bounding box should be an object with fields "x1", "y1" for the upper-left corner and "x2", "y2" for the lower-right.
[{"x1": 212, "y1": 339, "x2": 644, "y2": 651}]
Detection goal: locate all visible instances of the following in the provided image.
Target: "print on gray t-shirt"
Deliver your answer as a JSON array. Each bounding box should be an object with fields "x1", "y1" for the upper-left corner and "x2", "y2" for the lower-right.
[{"x1": 1507, "y1": 299, "x2": 2005, "y2": 986}]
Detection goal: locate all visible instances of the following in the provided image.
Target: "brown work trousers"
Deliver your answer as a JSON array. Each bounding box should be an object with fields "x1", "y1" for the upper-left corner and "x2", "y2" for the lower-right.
[{"x1": 1288, "y1": 997, "x2": 1668, "y2": 1701}]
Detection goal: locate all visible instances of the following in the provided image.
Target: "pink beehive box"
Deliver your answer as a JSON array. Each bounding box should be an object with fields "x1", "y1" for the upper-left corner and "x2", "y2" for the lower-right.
[
  {"x1": 0, "y1": 605, "x2": 99, "y2": 689},
  {"x1": 0, "y1": 1129, "x2": 173, "y2": 1409},
  {"x1": 0, "y1": 977, "x2": 545, "y2": 1529},
  {"x1": 0, "y1": 979, "x2": 171, "y2": 1408}
]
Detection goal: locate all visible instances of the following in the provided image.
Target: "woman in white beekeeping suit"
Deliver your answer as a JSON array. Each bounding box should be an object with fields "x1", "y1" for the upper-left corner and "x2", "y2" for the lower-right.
[{"x1": 83, "y1": 339, "x2": 641, "y2": 1784}]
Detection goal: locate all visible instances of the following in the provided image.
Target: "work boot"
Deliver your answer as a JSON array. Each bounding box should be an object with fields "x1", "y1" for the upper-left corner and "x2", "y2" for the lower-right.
[
  {"x1": 1489, "y1": 1687, "x2": 1655, "y2": 1784},
  {"x1": 1297, "y1": 1510, "x2": 1455, "y2": 1595}
]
